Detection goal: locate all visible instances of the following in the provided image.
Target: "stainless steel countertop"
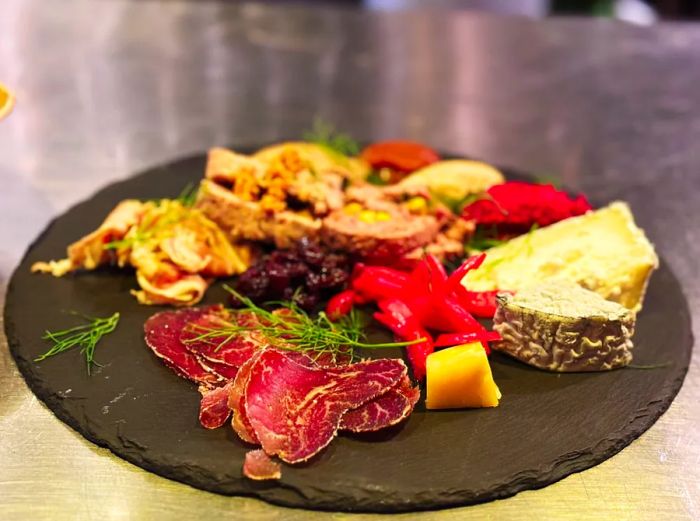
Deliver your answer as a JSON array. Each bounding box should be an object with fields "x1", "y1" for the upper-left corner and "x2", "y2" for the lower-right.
[{"x1": 1, "y1": 0, "x2": 698, "y2": 519}]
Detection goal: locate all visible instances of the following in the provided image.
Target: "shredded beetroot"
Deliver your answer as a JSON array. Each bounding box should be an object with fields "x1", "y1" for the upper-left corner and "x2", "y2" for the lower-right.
[{"x1": 462, "y1": 181, "x2": 592, "y2": 229}]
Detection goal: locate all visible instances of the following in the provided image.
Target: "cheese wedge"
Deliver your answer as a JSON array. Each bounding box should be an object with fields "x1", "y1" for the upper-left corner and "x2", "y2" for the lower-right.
[
  {"x1": 426, "y1": 343, "x2": 501, "y2": 409},
  {"x1": 462, "y1": 202, "x2": 658, "y2": 311}
]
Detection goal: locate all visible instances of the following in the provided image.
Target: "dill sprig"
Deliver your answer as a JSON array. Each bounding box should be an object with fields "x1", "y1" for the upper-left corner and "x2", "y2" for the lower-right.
[
  {"x1": 303, "y1": 118, "x2": 360, "y2": 157},
  {"x1": 184, "y1": 286, "x2": 421, "y2": 363},
  {"x1": 36, "y1": 312, "x2": 120, "y2": 374},
  {"x1": 177, "y1": 182, "x2": 199, "y2": 207}
]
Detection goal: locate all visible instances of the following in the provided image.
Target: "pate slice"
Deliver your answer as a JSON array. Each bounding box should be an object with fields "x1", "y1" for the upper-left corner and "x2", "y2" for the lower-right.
[{"x1": 493, "y1": 280, "x2": 636, "y2": 372}]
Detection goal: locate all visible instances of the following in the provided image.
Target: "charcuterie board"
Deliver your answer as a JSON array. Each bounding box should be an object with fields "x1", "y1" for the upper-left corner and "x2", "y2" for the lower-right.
[{"x1": 4, "y1": 151, "x2": 692, "y2": 512}]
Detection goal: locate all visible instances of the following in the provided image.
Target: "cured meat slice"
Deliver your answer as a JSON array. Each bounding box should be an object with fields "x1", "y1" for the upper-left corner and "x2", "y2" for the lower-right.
[
  {"x1": 244, "y1": 349, "x2": 407, "y2": 463},
  {"x1": 340, "y1": 375, "x2": 420, "y2": 433},
  {"x1": 198, "y1": 357, "x2": 239, "y2": 380},
  {"x1": 243, "y1": 450, "x2": 282, "y2": 481},
  {"x1": 180, "y1": 311, "x2": 263, "y2": 368},
  {"x1": 228, "y1": 351, "x2": 262, "y2": 444},
  {"x1": 198, "y1": 382, "x2": 234, "y2": 429},
  {"x1": 144, "y1": 307, "x2": 223, "y2": 386}
]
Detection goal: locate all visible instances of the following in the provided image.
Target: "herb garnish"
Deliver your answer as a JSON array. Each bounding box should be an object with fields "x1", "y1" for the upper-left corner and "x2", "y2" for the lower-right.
[
  {"x1": 184, "y1": 286, "x2": 421, "y2": 363},
  {"x1": 466, "y1": 226, "x2": 506, "y2": 252},
  {"x1": 177, "y1": 182, "x2": 199, "y2": 207},
  {"x1": 36, "y1": 312, "x2": 120, "y2": 374},
  {"x1": 303, "y1": 118, "x2": 360, "y2": 157}
]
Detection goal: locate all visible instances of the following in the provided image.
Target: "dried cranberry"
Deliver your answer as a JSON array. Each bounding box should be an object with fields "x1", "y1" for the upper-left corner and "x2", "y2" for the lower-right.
[{"x1": 233, "y1": 240, "x2": 351, "y2": 309}]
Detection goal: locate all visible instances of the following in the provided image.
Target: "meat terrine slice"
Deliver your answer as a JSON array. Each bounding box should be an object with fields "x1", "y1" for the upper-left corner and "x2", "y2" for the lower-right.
[{"x1": 493, "y1": 280, "x2": 636, "y2": 372}]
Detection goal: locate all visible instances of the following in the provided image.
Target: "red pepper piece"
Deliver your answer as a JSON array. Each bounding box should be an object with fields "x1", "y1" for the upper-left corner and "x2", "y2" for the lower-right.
[
  {"x1": 351, "y1": 269, "x2": 406, "y2": 302},
  {"x1": 361, "y1": 141, "x2": 440, "y2": 174},
  {"x1": 404, "y1": 331, "x2": 434, "y2": 381},
  {"x1": 374, "y1": 299, "x2": 434, "y2": 380},
  {"x1": 445, "y1": 253, "x2": 486, "y2": 290},
  {"x1": 424, "y1": 254, "x2": 448, "y2": 293},
  {"x1": 451, "y1": 285, "x2": 505, "y2": 318},
  {"x1": 407, "y1": 259, "x2": 433, "y2": 295},
  {"x1": 326, "y1": 289, "x2": 356, "y2": 320},
  {"x1": 423, "y1": 294, "x2": 484, "y2": 333},
  {"x1": 361, "y1": 266, "x2": 411, "y2": 286},
  {"x1": 376, "y1": 299, "x2": 421, "y2": 335},
  {"x1": 434, "y1": 331, "x2": 502, "y2": 353}
]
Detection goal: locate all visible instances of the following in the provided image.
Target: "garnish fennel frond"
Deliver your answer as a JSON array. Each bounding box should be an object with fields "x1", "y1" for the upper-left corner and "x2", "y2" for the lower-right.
[{"x1": 37, "y1": 312, "x2": 120, "y2": 374}]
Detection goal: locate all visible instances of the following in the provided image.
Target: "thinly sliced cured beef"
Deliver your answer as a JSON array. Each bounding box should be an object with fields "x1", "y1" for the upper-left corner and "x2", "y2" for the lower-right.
[
  {"x1": 198, "y1": 382, "x2": 234, "y2": 429},
  {"x1": 198, "y1": 357, "x2": 239, "y2": 380},
  {"x1": 340, "y1": 375, "x2": 420, "y2": 433},
  {"x1": 144, "y1": 306, "x2": 223, "y2": 386},
  {"x1": 243, "y1": 349, "x2": 407, "y2": 463},
  {"x1": 243, "y1": 450, "x2": 282, "y2": 481},
  {"x1": 180, "y1": 311, "x2": 263, "y2": 368},
  {"x1": 228, "y1": 351, "x2": 263, "y2": 444},
  {"x1": 228, "y1": 349, "x2": 336, "y2": 445}
]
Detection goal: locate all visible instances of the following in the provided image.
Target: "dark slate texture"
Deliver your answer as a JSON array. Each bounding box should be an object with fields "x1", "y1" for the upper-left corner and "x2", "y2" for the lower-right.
[{"x1": 3, "y1": 154, "x2": 692, "y2": 512}]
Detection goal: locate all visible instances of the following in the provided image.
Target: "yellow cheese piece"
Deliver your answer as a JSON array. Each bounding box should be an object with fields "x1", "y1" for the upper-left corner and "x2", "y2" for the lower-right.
[
  {"x1": 398, "y1": 160, "x2": 505, "y2": 200},
  {"x1": 462, "y1": 202, "x2": 658, "y2": 312},
  {"x1": 426, "y1": 343, "x2": 501, "y2": 409}
]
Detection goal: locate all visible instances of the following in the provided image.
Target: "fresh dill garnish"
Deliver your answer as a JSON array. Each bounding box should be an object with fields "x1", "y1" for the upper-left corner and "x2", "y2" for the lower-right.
[
  {"x1": 177, "y1": 182, "x2": 199, "y2": 207},
  {"x1": 36, "y1": 312, "x2": 120, "y2": 374},
  {"x1": 303, "y1": 118, "x2": 360, "y2": 157},
  {"x1": 183, "y1": 286, "x2": 421, "y2": 363}
]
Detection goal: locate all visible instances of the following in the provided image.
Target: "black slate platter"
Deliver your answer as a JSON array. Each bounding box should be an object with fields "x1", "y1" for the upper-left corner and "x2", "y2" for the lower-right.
[{"x1": 4, "y1": 151, "x2": 693, "y2": 513}]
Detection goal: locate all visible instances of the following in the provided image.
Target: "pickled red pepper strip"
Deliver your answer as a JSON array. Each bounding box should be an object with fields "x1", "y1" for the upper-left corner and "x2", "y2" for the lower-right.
[
  {"x1": 434, "y1": 331, "x2": 502, "y2": 352},
  {"x1": 326, "y1": 290, "x2": 356, "y2": 320},
  {"x1": 374, "y1": 299, "x2": 433, "y2": 380},
  {"x1": 324, "y1": 253, "x2": 502, "y2": 379}
]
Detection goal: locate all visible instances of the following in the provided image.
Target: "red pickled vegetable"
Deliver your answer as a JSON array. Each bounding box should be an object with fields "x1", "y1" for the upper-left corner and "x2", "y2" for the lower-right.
[
  {"x1": 351, "y1": 270, "x2": 405, "y2": 301},
  {"x1": 403, "y1": 332, "x2": 434, "y2": 381},
  {"x1": 434, "y1": 331, "x2": 502, "y2": 353},
  {"x1": 333, "y1": 254, "x2": 503, "y2": 379},
  {"x1": 361, "y1": 141, "x2": 440, "y2": 174},
  {"x1": 326, "y1": 290, "x2": 356, "y2": 320},
  {"x1": 445, "y1": 252, "x2": 486, "y2": 289},
  {"x1": 462, "y1": 181, "x2": 592, "y2": 229}
]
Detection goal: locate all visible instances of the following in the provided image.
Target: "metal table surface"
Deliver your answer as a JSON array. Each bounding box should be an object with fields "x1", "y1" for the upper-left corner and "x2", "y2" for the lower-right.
[{"x1": 0, "y1": 0, "x2": 698, "y2": 519}]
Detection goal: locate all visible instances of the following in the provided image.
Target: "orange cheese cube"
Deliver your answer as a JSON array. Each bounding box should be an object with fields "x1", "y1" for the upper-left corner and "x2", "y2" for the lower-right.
[{"x1": 425, "y1": 343, "x2": 501, "y2": 409}]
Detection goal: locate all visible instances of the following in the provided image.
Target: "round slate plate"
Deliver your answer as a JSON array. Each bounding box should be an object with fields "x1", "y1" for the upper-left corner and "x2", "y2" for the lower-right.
[{"x1": 4, "y1": 152, "x2": 693, "y2": 513}]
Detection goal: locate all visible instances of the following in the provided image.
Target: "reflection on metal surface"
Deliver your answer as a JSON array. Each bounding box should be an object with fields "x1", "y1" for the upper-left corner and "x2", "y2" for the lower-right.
[{"x1": 1, "y1": 0, "x2": 699, "y2": 519}]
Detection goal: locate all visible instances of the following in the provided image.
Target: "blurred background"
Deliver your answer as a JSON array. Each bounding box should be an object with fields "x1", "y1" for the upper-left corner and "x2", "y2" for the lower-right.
[{"x1": 285, "y1": 0, "x2": 700, "y2": 23}]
